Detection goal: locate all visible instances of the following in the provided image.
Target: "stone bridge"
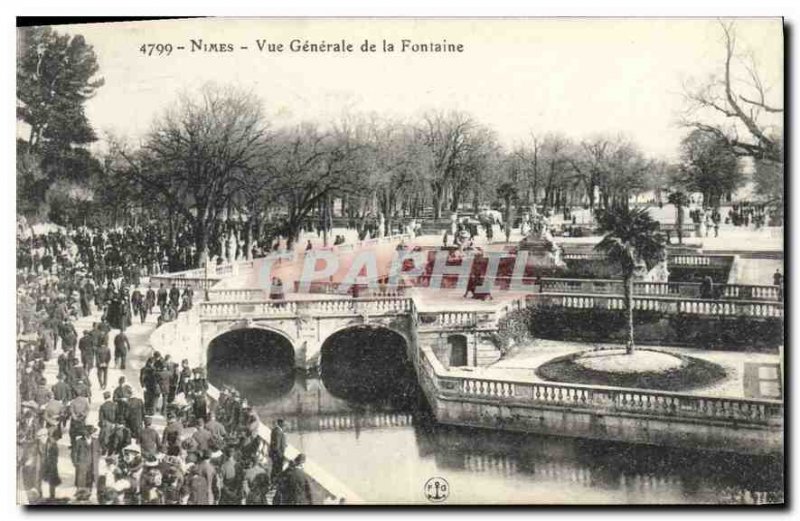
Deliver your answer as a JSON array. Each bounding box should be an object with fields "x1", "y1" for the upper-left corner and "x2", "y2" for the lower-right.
[{"x1": 198, "y1": 294, "x2": 517, "y2": 371}]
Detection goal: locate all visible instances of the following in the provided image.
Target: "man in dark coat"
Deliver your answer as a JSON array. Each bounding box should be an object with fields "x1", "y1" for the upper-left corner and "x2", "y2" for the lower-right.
[
  {"x1": 156, "y1": 283, "x2": 168, "y2": 314},
  {"x1": 57, "y1": 349, "x2": 75, "y2": 380},
  {"x1": 41, "y1": 432, "x2": 61, "y2": 499},
  {"x1": 274, "y1": 454, "x2": 313, "y2": 505},
  {"x1": 191, "y1": 417, "x2": 213, "y2": 453},
  {"x1": 156, "y1": 361, "x2": 174, "y2": 416},
  {"x1": 169, "y1": 283, "x2": 181, "y2": 310},
  {"x1": 218, "y1": 447, "x2": 243, "y2": 505},
  {"x1": 71, "y1": 425, "x2": 94, "y2": 491},
  {"x1": 184, "y1": 465, "x2": 210, "y2": 505},
  {"x1": 195, "y1": 450, "x2": 218, "y2": 505},
  {"x1": 59, "y1": 318, "x2": 77, "y2": 353},
  {"x1": 269, "y1": 419, "x2": 287, "y2": 480},
  {"x1": 205, "y1": 412, "x2": 227, "y2": 449},
  {"x1": 107, "y1": 423, "x2": 131, "y2": 457},
  {"x1": 162, "y1": 415, "x2": 183, "y2": 456},
  {"x1": 112, "y1": 376, "x2": 128, "y2": 402},
  {"x1": 78, "y1": 330, "x2": 95, "y2": 374},
  {"x1": 131, "y1": 288, "x2": 146, "y2": 324},
  {"x1": 51, "y1": 373, "x2": 72, "y2": 404},
  {"x1": 83, "y1": 279, "x2": 95, "y2": 315},
  {"x1": 95, "y1": 338, "x2": 111, "y2": 390},
  {"x1": 141, "y1": 358, "x2": 158, "y2": 416},
  {"x1": 68, "y1": 390, "x2": 91, "y2": 445},
  {"x1": 144, "y1": 285, "x2": 156, "y2": 320},
  {"x1": 79, "y1": 285, "x2": 91, "y2": 317},
  {"x1": 114, "y1": 328, "x2": 130, "y2": 370},
  {"x1": 98, "y1": 391, "x2": 117, "y2": 453},
  {"x1": 139, "y1": 417, "x2": 162, "y2": 459},
  {"x1": 127, "y1": 392, "x2": 146, "y2": 441},
  {"x1": 39, "y1": 327, "x2": 54, "y2": 362}
]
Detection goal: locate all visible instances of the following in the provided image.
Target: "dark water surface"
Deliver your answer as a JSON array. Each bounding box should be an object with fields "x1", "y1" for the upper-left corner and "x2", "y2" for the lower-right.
[{"x1": 208, "y1": 328, "x2": 784, "y2": 505}]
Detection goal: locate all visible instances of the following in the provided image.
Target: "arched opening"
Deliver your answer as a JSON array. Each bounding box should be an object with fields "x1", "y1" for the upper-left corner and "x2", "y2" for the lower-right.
[
  {"x1": 447, "y1": 334, "x2": 469, "y2": 367},
  {"x1": 207, "y1": 328, "x2": 295, "y2": 399},
  {"x1": 320, "y1": 326, "x2": 419, "y2": 408}
]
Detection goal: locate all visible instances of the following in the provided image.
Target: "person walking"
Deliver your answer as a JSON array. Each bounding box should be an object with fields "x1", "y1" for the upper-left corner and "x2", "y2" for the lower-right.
[
  {"x1": 273, "y1": 454, "x2": 313, "y2": 505},
  {"x1": 139, "y1": 417, "x2": 162, "y2": 459},
  {"x1": 95, "y1": 339, "x2": 111, "y2": 390},
  {"x1": 127, "y1": 391, "x2": 145, "y2": 441},
  {"x1": 269, "y1": 419, "x2": 287, "y2": 480},
  {"x1": 71, "y1": 425, "x2": 94, "y2": 492},
  {"x1": 131, "y1": 288, "x2": 145, "y2": 324},
  {"x1": 98, "y1": 391, "x2": 117, "y2": 454},
  {"x1": 156, "y1": 283, "x2": 168, "y2": 314},
  {"x1": 114, "y1": 328, "x2": 130, "y2": 370},
  {"x1": 78, "y1": 330, "x2": 95, "y2": 375},
  {"x1": 141, "y1": 358, "x2": 157, "y2": 416},
  {"x1": 144, "y1": 285, "x2": 156, "y2": 321},
  {"x1": 773, "y1": 269, "x2": 784, "y2": 300},
  {"x1": 169, "y1": 283, "x2": 181, "y2": 310}
]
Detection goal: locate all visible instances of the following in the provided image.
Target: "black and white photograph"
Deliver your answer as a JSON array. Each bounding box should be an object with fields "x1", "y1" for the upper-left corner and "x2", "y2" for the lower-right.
[{"x1": 13, "y1": 16, "x2": 785, "y2": 506}]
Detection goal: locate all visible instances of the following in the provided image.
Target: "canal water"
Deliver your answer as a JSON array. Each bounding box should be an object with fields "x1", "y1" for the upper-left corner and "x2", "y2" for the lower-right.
[{"x1": 207, "y1": 328, "x2": 784, "y2": 505}]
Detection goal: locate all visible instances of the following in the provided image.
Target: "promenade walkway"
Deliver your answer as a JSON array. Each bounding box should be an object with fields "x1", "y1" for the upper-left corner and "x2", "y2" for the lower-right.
[{"x1": 28, "y1": 309, "x2": 159, "y2": 502}]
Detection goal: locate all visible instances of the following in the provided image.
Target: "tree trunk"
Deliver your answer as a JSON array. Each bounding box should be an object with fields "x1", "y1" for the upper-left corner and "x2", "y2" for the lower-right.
[
  {"x1": 504, "y1": 196, "x2": 512, "y2": 242},
  {"x1": 195, "y1": 220, "x2": 209, "y2": 268},
  {"x1": 676, "y1": 204, "x2": 684, "y2": 245},
  {"x1": 432, "y1": 183, "x2": 444, "y2": 219},
  {"x1": 624, "y1": 274, "x2": 635, "y2": 354}
]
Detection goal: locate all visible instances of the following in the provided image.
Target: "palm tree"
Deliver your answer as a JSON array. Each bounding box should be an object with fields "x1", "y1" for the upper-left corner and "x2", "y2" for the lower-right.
[
  {"x1": 594, "y1": 206, "x2": 666, "y2": 354},
  {"x1": 667, "y1": 191, "x2": 690, "y2": 245}
]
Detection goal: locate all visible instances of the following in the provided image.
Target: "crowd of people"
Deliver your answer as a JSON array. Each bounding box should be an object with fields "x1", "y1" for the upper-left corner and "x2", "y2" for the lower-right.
[
  {"x1": 16, "y1": 225, "x2": 321, "y2": 506},
  {"x1": 726, "y1": 203, "x2": 773, "y2": 228}
]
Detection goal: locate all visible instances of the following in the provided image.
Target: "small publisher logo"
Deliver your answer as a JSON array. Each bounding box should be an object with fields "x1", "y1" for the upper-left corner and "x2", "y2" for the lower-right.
[{"x1": 424, "y1": 477, "x2": 450, "y2": 503}]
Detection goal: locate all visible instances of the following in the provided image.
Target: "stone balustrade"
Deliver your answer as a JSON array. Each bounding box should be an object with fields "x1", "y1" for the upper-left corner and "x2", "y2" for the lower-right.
[
  {"x1": 668, "y1": 254, "x2": 732, "y2": 268},
  {"x1": 529, "y1": 293, "x2": 783, "y2": 318},
  {"x1": 149, "y1": 275, "x2": 222, "y2": 292},
  {"x1": 419, "y1": 348, "x2": 783, "y2": 427},
  {"x1": 200, "y1": 296, "x2": 412, "y2": 319},
  {"x1": 288, "y1": 281, "x2": 408, "y2": 298},
  {"x1": 207, "y1": 288, "x2": 269, "y2": 301},
  {"x1": 536, "y1": 278, "x2": 782, "y2": 302}
]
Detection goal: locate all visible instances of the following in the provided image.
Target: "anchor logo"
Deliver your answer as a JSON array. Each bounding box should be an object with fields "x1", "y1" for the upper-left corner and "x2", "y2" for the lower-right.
[{"x1": 424, "y1": 477, "x2": 450, "y2": 503}]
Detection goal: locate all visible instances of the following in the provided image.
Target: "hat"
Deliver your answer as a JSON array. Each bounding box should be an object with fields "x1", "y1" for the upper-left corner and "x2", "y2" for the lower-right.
[
  {"x1": 122, "y1": 442, "x2": 140, "y2": 454},
  {"x1": 144, "y1": 457, "x2": 159, "y2": 468}
]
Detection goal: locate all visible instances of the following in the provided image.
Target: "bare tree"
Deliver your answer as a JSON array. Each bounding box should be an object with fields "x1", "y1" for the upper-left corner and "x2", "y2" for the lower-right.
[
  {"x1": 416, "y1": 111, "x2": 476, "y2": 219},
  {"x1": 268, "y1": 120, "x2": 369, "y2": 248},
  {"x1": 683, "y1": 21, "x2": 783, "y2": 163},
  {"x1": 113, "y1": 83, "x2": 270, "y2": 266},
  {"x1": 513, "y1": 133, "x2": 542, "y2": 207}
]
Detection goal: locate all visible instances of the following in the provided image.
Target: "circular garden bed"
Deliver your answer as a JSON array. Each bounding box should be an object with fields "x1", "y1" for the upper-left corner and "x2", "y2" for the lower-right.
[{"x1": 536, "y1": 348, "x2": 727, "y2": 391}]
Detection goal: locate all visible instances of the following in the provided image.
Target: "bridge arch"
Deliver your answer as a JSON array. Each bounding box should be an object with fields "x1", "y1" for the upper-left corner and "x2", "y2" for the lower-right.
[
  {"x1": 206, "y1": 325, "x2": 297, "y2": 395},
  {"x1": 318, "y1": 324, "x2": 418, "y2": 406}
]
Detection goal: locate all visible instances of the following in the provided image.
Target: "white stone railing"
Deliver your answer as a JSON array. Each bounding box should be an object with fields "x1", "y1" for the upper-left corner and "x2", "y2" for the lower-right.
[
  {"x1": 529, "y1": 293, "x2": 783, "y2": 318},
  {"x1": 200, "y1": 296, "x2": 412, "y2": 320},
  {"x1": 417, "y1": 345, "x2": 783, "y2": 427},
  {"x1": 537, "y1": 278, "x2": 782, "y2": 302}
]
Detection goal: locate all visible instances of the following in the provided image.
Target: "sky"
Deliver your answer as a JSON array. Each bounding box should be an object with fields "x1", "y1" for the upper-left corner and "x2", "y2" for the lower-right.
[{"x1": 27, "y1": 17, "x2": 784, "y2": 160}]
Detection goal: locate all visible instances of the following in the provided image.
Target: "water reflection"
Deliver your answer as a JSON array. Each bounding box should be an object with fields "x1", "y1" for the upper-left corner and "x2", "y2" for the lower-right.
[{"x1": 207, "y1": 329, "x2": 784, "y2": 504}]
